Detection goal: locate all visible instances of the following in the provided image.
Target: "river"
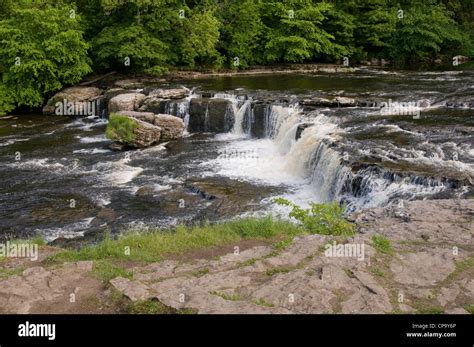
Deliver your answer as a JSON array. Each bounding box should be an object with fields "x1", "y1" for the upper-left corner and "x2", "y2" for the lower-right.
[{"x1": 0, "y1": 69, "x2": 473, "y2": 242}]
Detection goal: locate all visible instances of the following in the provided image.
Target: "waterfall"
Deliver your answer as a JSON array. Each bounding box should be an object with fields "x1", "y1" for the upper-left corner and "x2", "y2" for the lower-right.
[
  {"x1": 265, "y1": 105, "x2": 303, "y2": 153},
  {"x1": 204, "y1": 104, "x2": 210, "y2": 132},
  {"x1": 231, "y1": 99, "x2": 252, "y2": 135},
  {"x1": 211, "y1": 93, "x2": 252, "y2": 136},
  {"x1": 198, "y1": 95, "x2": 455, "y2": 211}
]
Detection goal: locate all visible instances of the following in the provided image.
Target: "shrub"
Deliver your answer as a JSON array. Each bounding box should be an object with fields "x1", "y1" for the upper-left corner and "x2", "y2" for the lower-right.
[{"x1": 273, "y1": 198, "x2": 354, "y2": 236}]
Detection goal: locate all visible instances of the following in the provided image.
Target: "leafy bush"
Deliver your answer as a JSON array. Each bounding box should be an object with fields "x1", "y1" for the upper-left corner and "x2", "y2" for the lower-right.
[
  {"x1": 105, "y1": 114, "x2": 138, "y2": 144},
  {"x1": 273, "y1": 198, "x2": 354, "y2": 236}
]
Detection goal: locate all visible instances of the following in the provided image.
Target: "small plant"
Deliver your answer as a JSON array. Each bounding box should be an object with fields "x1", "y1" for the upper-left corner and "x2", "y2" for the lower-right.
[
  {"x1": 106, "y1": 114, "x2": 138, "y2": 144},
  {"x1": 210, "y1": 291, "x2": 241, "y2": 301},
  {"x1": 252, "y1": 298, "x2": 274, "y2": 308},
  {"x1": 273, "y1": 198, "x2": 355, "y2": 236},
  {"x1": 92, "y1": 260, "x2": 133, "y2": 283},
  {"x1": 266, "y1": 266, "x2": 291, "y2": 276},
  {"x1": 372, "y1": 234, "x2": 393, "y2": 255},
  {"x1": 464, "y1": 305, "x2": 474, "y2": 314}
]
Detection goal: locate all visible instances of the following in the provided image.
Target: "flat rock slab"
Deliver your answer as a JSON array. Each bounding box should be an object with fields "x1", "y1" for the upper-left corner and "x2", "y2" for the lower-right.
[{"x1": 0, "y1": 261, "x2": 93, "y2": 314}]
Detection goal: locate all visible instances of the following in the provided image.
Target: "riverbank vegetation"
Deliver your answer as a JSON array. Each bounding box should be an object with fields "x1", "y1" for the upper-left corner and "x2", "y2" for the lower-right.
[
  {"x1": 0, "y1": 0, "x2": 473, "y2": 114},
  {"x1": 48, "y1": 200, "x2": 354, "y2": 264}
]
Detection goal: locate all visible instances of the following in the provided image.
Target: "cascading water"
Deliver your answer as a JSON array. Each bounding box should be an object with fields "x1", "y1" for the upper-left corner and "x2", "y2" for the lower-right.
[{"x1": 210, "y1": 98, "x2": 463, "y2": 212}]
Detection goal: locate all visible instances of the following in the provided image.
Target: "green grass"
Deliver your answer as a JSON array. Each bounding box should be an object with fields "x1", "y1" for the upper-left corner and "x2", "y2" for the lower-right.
[
  {"x1": 92, "y1": 260, "x2": 133, "y2": 283},
  {"x1": 210, "y1": 291, "x2": 241, "y2": 301},
  {"x1": 465, "y1": 305, "x2": 474, "y2": 314},
  {"x1": 47, "y1": 217, "x2": 304, "y2": 264},
  {"x1": 238, "y1": 257, "x2": 257, "y2": 268},
  {"x1": 252, "y1": 298, "x2": 275, "y2": 308},
  {"x1": 105, "y1": 114, "x2": 138, "y2": 144},
  {"x1": 191, "y1": 267, "x2": 210, "y2": 277},
  {"x1": 417, "y1": 306, "x2": 445, "y2": 314},
  {"x1": 370, "y1": 267, "x2": 386, "y2": 278},
  {"x1": 371, "y1": 234, "x2": 394, "y2": 255},
  {"x1": 0, "y1": 236, "x2": 46, "y2": 260},
  {"x1": 266, "y1": 266, "x2": 292, "y2": 276},
  {"x1": 0, "y1": 266, "x2": 25, "y2": 280}
]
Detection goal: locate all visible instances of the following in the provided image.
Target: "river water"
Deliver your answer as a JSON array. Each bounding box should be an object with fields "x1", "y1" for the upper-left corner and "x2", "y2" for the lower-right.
[{"x1": 0, "y1": 69, "x2": 473, "y2": 242}]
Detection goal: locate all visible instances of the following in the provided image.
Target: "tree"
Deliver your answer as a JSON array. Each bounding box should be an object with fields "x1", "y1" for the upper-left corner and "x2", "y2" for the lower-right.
[
  {"x1": 218, "y1": 0, "x2": 265, "y2": 68},
  {"x1": 390, "y1": 1, "x2": 467, "y2": 67},
  {"x1": 261, "y1": 0, "x2": 342, "y2": 63},
  {"x1": 0, "y1": 2, "x2": 91, "y2": 114}
]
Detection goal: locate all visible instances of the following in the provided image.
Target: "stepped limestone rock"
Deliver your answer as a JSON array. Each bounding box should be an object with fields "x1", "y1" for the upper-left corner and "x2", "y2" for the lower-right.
[
  {"x1": 112, "y1": 111, "x2": 184, "y2": 147},
  {"x1": 301, "y1": 96, "x2": 357, "y2": 108},
  {"x1": 108, "y1": 93, "x2": 146, "y2": 113},
  {"x1": 148, "y1": 88, "x2": 189, "y2": 99},
  {"x1": 43, "y1": 87, "x2": 103, "y2": 115}
]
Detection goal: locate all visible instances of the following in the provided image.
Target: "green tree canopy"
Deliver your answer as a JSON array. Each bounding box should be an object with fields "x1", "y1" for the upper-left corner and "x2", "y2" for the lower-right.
[{"x1": 0, "y1": 2, "x2": 91, "y2": 114}]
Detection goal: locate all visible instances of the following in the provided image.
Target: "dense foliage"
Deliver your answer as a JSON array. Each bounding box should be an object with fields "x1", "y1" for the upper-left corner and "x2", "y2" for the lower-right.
[
  {"x1": 273, "y1": 198, "x2": 355, "y2": 236},
  {"x1": 1, "y1": 0, "x2": 473, "y2": 113}
]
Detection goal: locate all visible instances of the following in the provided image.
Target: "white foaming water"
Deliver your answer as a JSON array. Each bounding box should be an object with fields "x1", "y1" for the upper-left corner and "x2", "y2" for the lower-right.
[
  {"x1": 202, "y1": 107, "x2": 343, "y2": 202},
  {"x1": 231, "y1": 99, "x2": 252, "y2": 135},
  {"x1": 77, "y1": 134, "x2": 109, "y2": 143},
  {"x1": 37, "y1": 217, "x2": 94, "y2": 242},
  {"x1": 8, "y1": 158, "x2": 65, "y2": 170},
  {"x1": 96, "y1": 157, "x2": 143, "y2": 185},
  {"x1": 73, "y1": 148, "x2": 111, "y2": 154},
  {"x1": 0, "y1": 137, "x2": 29, "y2": 146},
  {"x1": 66, "y1": 118, "x2": 107, "y2": 131},
  {"x1": 212, "y1": 93, "x2": 253, "y2": 136},
  {"x1": 268, "y1": 105, "x2": 303, "y2": 154}
]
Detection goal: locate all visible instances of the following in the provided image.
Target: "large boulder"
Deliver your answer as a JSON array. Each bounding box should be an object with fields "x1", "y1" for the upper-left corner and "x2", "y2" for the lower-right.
[
  {"x1": 118, "y1": 111, "x2": 184, "y2": 141},
  {"x1": 43, "y1": 87, "x2": 103, "y2": 115},
  {"x1": 111, "y1": 111, "x2": 184, "y2": 146},
  {"x1": 116, "y1": 111, "x2": 156, "y2": 123},
  {"x1": 152, "y1": 114, "x2": 185, "y2": 141},
  {"x1": 139, "y1": 96, "x2": 165, "y2": 114},
  {"x1": 108, "y1": 93, "x2": 146, "y2": 113},
  {"x1": 106, "y1": 114, "x2": 162, "y2": 148}
]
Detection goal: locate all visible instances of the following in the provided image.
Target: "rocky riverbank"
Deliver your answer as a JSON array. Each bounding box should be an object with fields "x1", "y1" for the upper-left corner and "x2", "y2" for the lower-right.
[{"x1": 0, "y1": 199, "x2": 472, "y2": 314}]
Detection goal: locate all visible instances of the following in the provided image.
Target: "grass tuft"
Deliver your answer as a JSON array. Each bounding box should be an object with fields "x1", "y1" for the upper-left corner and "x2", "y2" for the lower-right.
[
  {"x1": 371, "y1": 234, "x2": 394, "y2": 255},
  {"x1": 105, "y1": 114, "x2": 137, "y2": 144}
]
